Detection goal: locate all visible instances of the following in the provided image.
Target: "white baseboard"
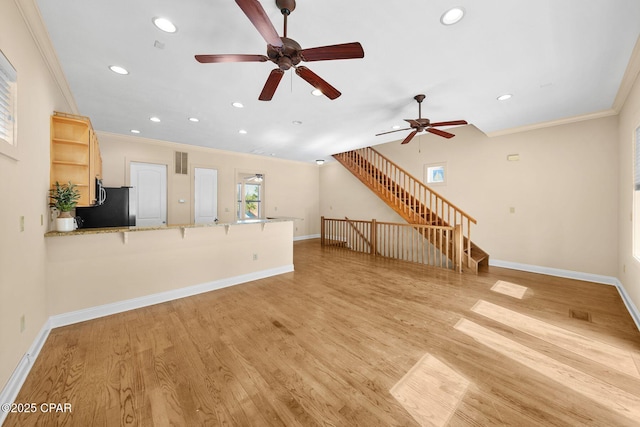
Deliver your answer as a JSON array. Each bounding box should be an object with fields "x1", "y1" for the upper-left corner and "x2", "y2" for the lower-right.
[
  {"x1": 0, "y1": 320, "x2": 51, "y2": 426},
  {"x1": 490, "y1": 259, "x2": 640, "y2": 331},
  {"x1": 294, "y1": 234, "x2": 320, "y2": 242},
  {"x1": 49, "y1": 264, "x2": 294, "y2": 328},
  {"x1": 0, "y1": 264, "x2": 293, "y2": 425}
]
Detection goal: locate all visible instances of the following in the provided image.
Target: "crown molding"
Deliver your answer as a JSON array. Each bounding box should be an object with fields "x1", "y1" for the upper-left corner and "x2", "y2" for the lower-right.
[
  {"x1": 612, "y1": 34, "x2": 640, "y2": 113},
  {"x1": 485, "y1": 109, "x2": 618, "y2": 138},
  {"x1": 14, "y1": 0, "x2": 78, "y2": 113}
]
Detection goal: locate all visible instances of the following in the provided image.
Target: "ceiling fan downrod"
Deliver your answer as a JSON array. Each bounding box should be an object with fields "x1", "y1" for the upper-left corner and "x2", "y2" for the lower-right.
[
  {"x1": 276, "y1": 0, "x2": 296, "y2": 38},
  {"x1": 415, "y1": 94, "x2": 425, "y2": 118}
]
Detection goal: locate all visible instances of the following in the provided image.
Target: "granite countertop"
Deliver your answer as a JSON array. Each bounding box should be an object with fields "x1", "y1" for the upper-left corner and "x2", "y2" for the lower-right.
[{"x1": 45, "y1": 217, "x2": 298, "y2": 237}]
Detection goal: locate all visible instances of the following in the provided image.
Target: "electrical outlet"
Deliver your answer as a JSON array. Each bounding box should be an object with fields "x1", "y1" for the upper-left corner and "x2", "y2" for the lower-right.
[
  {"x1": 252, "y1": 253, "x2": 258, "y2": 261},
  {"x1": 509, "y1": 207, "x2": 516, "y2": 214},
  {"x1": 20, "y1": 315, "x2": 25, "y2": 333},
  {"x1": 41, "y1": 214, "x2": 44, "y2": 226},
  {"x1": 20, "y1": 216, "x2": 25, "y2": 232}
]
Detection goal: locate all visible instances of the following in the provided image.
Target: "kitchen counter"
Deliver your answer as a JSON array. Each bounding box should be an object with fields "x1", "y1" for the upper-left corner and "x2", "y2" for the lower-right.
[{"x1": 45, "y1": 217, "x2": 296, "y2": 237}]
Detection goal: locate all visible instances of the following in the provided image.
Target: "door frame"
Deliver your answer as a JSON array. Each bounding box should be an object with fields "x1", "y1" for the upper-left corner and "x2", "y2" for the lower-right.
[{"x1": 127, "y1": 159, "x2": 168, "y2": 226}]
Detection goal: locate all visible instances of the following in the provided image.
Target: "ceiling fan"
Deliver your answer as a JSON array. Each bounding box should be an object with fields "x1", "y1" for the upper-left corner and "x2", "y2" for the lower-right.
[
  {"x1": 376, "y1": 94, "x2": 468, "y2": 144},
  {"x1": 195, "y1": 0, "x2": 365, "y2": 101}
]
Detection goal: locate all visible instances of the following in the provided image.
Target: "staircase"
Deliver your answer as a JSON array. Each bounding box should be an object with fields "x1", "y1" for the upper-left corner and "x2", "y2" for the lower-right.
[{"x1": 333, "y1": 147, "x2": 489, "y2": 273}]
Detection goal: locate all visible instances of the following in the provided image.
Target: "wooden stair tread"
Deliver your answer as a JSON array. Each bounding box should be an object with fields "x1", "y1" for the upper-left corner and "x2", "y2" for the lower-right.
[{"x1": 333, "y1": 148, "x2": 489, "y2": 274}]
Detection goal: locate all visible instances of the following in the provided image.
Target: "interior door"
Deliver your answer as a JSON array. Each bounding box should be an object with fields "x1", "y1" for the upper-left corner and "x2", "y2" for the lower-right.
[
  {"x1": 130, "y1": 162, "x2": 167, "y2": 227},
  {"x1": 194, "y1": 168, "x2": 218, "y2": 223}
]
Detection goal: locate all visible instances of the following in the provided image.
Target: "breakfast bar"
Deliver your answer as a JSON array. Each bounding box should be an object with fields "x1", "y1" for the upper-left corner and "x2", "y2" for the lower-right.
[{"x1": 44, "y1": 219, "x2": 294, "y2": 319}]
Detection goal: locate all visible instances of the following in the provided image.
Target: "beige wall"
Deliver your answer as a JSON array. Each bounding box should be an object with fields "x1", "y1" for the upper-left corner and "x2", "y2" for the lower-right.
[
  {"x1": 321, "y1": 116, "x2": 619, "y2": 277},
  {"x1": 618, "y1": 61, "x2": 640, "y2": 314},
  {"x1": 46, "y1": 222, "x2": 293, "y2": 316},
  {"x1": 0, "y1": 0, "x2": 73, "y2": 388},
  {"x1": 98, "y1": 132, "x2": 321, "y2": 237}
]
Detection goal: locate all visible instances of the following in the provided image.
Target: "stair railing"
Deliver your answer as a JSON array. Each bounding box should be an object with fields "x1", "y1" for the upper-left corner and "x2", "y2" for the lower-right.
[
  {"x1": 321, "y1": 217, "x2": 463, "y2": 272},
  {"x1": 333, "y1": 147, "x2": 476, "y2": 267}
]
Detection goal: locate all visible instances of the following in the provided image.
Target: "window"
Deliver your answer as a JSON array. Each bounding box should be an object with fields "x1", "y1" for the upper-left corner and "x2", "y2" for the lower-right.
[
  {"x1": 634, "y1": 126, "x2": 640, "y2": 259},
  {"x1": 424, "y1": 162, "x2": 447, "y2": 185},
  {"x1": 0, "y1": 49, "x2": 17, "y2": 159},
  {"x1": 237, "y1": 173, "x2": 263, "y2": 219}
]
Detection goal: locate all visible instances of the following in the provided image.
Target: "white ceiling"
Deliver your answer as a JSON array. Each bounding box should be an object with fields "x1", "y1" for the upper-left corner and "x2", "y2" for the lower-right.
[{"x1": 36, "y1": 0, "x2": 640, "y2": 163}]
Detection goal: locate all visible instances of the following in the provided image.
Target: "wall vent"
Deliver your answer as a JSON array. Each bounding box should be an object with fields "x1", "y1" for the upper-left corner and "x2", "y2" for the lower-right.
[{"x1": 175, "y1": 151, "x2": 188, "y2": 174}]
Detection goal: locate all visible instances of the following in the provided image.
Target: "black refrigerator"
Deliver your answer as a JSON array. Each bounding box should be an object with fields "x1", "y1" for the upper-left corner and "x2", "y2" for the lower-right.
[{"x1": 76, "y1": 187, "x2": 136, "y2": 228}]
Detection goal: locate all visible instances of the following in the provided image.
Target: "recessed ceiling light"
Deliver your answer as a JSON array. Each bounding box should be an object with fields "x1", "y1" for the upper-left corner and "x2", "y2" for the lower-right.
[
  {"x1": 130, "y1": 129, "x2": 140, "y2": 134},
  {"x1": 441, "y1": 7, "x2": 465, "y2": 25},
  {"x1": 109, "y1": 65, "x2": 129, "y2": 75},
  {"x1": 292, "y1": 120, "x2": 302, "y2": 125},
  {"x1": 152, "y1": 17, "x2": 177, "y2": 33},
  {"x1": 239, "y1": 129, "x2": 247, "y2": 134},
  {"x1": 316, "y1": 159, "x2": 325, "y2": 165},
  {"x1": 188, "y1": 117, "x2": 199, "y2": 122},
  {"x1": 232, "y1": 102, "x2": 244, "y2": 108},
  {"x1": 311, "y1": 89, "x2": 323, "y2": 97},
  {"x1": 150, "y1": 116, "x2": 161, "y2": 122},
  {"x1": 497, "y1": 94, "x2": 513, "y2": 101}
]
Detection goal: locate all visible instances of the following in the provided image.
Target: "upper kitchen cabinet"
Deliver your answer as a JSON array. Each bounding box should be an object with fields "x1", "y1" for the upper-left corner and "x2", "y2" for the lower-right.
[{"x1": 50, "y1": 112, "x2": 102, "y2": 207}]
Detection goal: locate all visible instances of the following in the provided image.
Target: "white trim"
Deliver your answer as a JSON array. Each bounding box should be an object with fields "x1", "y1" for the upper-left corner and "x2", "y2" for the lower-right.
[
  {"x1": 490, "y1": 259, "x2": 640, "y2": 331},
  {"x1": 0, "y1": 264, "x2": 293, "y2": 425},
  {"x1": 0, "y1": 320, "x2": 51, "y2": 426},
  {"x1": 49, "y1": 264, "x2": 294, "y2": 328},
  {"x1": 14, "y1": 0, "x2": 78, "y2": 113},
  {"x1": 294, "y1": 234, "x2": 320, "y2": 242},
  {"x1": 485, "y1": 109, "x2": 617, "y2": 138}
]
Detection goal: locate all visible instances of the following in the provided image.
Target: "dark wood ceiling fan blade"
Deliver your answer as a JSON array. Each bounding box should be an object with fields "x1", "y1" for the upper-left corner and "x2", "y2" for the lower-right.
[
  {"x1": 235, "y1": 0, "x2": 283, "y2": 47},
  {"x1": 375, "y1": 127, "x2": 412, "y2": 136},
  {"x1": 258, "y1": 69, "x2": 285, "y2": 101},
  {"x1": 401, "y1": 130, "x2": 418, "y2": 144},
  {"x1": 430, "y1": 120, "x2": 468, "y2": 127},
  {"x1": 300, "y1": 42, "x2": 365, "y2": 62},
  {"x1": 195, "y1": 54, "x2": 269, "y2": 63},
  {"x1": 427, "y1": 128, "x2": 455, "y2": 139},
  {"x1": 295, "y1": 66, "x2": 341, "y2": 100}
]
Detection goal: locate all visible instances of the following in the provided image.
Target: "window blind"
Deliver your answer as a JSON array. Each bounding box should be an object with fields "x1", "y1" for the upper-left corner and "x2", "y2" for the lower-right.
[
  {"x1": 0, "y1": 50, "x2": 17, "y2": 146},
  {"x1": 636, "y1": 126, "x2": 640, "y2": 191}
]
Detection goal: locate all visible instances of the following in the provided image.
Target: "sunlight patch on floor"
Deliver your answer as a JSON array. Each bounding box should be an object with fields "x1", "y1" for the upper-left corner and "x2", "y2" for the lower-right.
[
  {"x1": 471, "y1": 300, "x2": 640, "y2": 379},
  {"x1": 390, "y1": 353, "x2": 470, "y2": 427},
  {"x1": 454, "y1": 318, "x2": 640, "y2": 422},
  {"x1": 491, "y1": 280, "x2": 528, "y2": 299}
]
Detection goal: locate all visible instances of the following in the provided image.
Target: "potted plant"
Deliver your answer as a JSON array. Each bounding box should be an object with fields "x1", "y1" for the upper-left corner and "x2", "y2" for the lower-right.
[{"x1": 49, "y1": 181, "x2": 80, "y2": 231}]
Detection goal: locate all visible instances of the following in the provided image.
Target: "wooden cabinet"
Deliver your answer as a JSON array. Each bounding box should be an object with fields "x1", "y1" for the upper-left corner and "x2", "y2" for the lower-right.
[{"x1": 50, "y1": 112, "x2": 102, "y2": 207}]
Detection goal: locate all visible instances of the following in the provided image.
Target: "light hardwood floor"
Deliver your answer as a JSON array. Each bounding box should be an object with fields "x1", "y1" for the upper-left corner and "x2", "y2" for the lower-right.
[{"x1": 5, "y1": 240, "x2": 640, "y2": 426}]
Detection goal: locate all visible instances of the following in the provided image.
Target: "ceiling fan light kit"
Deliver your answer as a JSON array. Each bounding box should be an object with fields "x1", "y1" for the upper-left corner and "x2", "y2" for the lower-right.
[
  {"x1": 375, "y1": 94, "x2": 468, "y2": 144},
  {"x1": 195, "y1": 0, "x2": 364, "y2": 101}
]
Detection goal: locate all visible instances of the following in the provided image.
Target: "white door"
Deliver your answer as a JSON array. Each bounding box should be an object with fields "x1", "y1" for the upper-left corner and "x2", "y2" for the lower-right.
[
  {"x1": 130, "y1": 162, "x2": 167, "y2": 227},
  {"x1": 194, "y1": 168, "x2": 218, "y2": 223}
]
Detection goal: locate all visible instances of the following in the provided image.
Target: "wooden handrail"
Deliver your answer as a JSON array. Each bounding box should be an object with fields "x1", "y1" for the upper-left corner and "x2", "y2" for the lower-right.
[
  {"x1": 321, "y1": 217, "x2": 463, "y2": 272},
  {"x1": 333, "y1": 147, "x2": 476, "y2": 268},
  {"x1": 367, "y1": 148, "x2": 477, "y2": 223},
  {"x1": 345, "y1": 217, "x2": 379, "y2": 255}
]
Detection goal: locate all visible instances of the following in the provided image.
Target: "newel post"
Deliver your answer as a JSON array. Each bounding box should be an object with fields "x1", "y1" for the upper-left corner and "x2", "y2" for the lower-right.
[
  {"x1": 454, "y1": 224, "x2": 463, "y2": 273},
  {"x1": 321, "y1": 216, "x2": 325, "y2": 246},
  {"x1": 371, "y1": 219, "x2": 377, "y2": 255}
]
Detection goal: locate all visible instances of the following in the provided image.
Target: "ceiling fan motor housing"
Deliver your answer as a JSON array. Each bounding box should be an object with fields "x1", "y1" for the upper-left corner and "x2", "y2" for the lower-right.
[{"x1": 267, "y1": 37, "x2": 302, "y2": 70}]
